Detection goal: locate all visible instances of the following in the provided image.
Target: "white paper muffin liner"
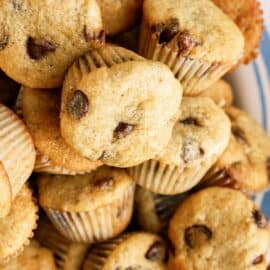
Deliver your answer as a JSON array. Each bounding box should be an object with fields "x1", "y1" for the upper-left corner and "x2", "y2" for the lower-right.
[
  {"x1": 44, "y1": 185, "x2": 135, "y2": 243},
  {"x1": 128, "y1": 159, "x2": 212, "y2": 195},
  {"x1": 139, "y1": 21, "x2": 232, "y2": 95}
]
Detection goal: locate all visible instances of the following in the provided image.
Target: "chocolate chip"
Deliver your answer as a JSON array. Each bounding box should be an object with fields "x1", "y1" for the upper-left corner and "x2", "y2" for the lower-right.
[
  {"x1": 185, "y1": 225, "x2": 212, "y2": 248},
  {"x1": 83, "y1": 26, "x2": 105, "y2": 48},
  {"x1": 181, "y1": 137, "x2": 202, "y2": 164},
  {"x1": 199, "y1": 147, "x2": 205, "y2": 156},
  {"x1": 252, "y1": 209, "x2": 268, "y2": 229},
  {"x1": 93, "y1": 177, "x2": 114, "y2": 190},
  {"x1": 252, "y1": 255, "x2": 264, "y2": 265},
  {"x1": 67, "y1": 90, "x2": 89, "y2": 120},
  {"x1": 180, "y1": 117, "x2": 201, "y2": 126},
  {"x1": 0, "y1": 34, "x2": 9, "y2": 51},
  {"x1": 152, "y1": 18, "x2": 179, "y2": 44},
  {"x1": 178, "y1": 30, "x2": 197, "y2": 54},
  {"x1": 113, "y1": 122, "x2": 135, "y2": 140},
  {"x1": 232, "y1": 127, "x2": 247, "y2": 145},
  {"x1": 27, "y1": 37, "x2": 56, "y2": 60},
  {"x1": 145, "y1": 241, "x2": 165, "y2": 262}
]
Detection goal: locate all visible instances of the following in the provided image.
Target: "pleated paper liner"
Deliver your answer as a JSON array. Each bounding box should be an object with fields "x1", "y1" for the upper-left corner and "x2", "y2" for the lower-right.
[
  {"x1": 138, "y1": 21, "x2": 233, "y2": 96},
  {"x1": 44, "y1": 184, "x2": 135, "y2": 243},
  {"x1": 195, "y1": 166, "x2": 250, "y2": 195},
  {"x1": 66, "y1": 44, "x2": 144, "y2": 88},
  {"x1": 14, "y1": 87, "x2": 24, "y2": 118},
  {"x1": 128, "y1": 159, "x2": 212, "y2": 195},
  {"x1": 82, "y1": 233, "x2": 131, "y2": 270},
  {"x1": 135, "y1": 187, "x2": 186, "y2": 233},
  {"x1": 0, "y1": 104, "x2": 35, "y2": 200},
  {"x1": 34, "y1": 151, "x2": 92, "y2": 176},
  {"x1": 36, "y1": 218, "x2": 89, "y2": 270},
  {"x1": 0, "y1": 186, "x2": 38, "y2": 265}
]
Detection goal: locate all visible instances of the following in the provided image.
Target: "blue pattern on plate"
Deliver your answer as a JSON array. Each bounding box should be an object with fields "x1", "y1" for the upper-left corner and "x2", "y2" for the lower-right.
[{"x1": 254, "y1": 30, "x2": 270, "y2": 217}]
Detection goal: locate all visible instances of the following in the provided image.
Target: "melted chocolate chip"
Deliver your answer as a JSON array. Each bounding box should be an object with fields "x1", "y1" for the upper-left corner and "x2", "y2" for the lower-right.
[
  {"x1": 152, "y1": 18, "x2": 179, "y2": 44},
  {"x1": 93, "y1": 177, "x2": 114, "y2": 190},
  {"x1": 180, "y1": 117, "x2": 201, "y2": 126},
  {"x1": 27, "y1": 37, "x2": 56, "y2": 60},
  {"x1": 177, "y1": 30, "x2": 197, "y2": 53},
  {"x1": 113, "y1": 122, "x2": 135, "y2": 140},
  {"x1": 232, "y1": 127, "x2": 247, "y2": 145},
  {"x1": 145, "y1": 241, "x2": 165, "y2": 262},
  {"x1": 0, "y1": 34, "x2": 9, "y2": 50},
  {"x1": 67, "y1": 90, "x2": 89, "y2": 120},
  {"x1": 252, "y1": 255, "x2": 264, "y2": 265},
  {"x1": 252, "y1": 209, "x2": 268, "y2": 229},
  {"x1": 83, "y1": 26, "x2": 105, "y2": 48},
  {"x1": 185, "y1": 225, "x2": 212, "y2": 248}
]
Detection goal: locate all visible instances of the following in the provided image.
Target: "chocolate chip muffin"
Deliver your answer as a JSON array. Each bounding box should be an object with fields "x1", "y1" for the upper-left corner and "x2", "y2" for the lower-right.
[
  {"x1": 0, "y1": 104, "x2": 35, "y2": 218},
  {"x1": 38, "y1": 166, "x2": 135, "y2": 243},
  {"x1": 199, "y1": 79, "x2": 233, "y2": 108},
  {"x1": 96, "y1": 0, "x2": 142, "y2": 35},
  {"x1": 212, "y1": 0, "x2": 263, "y2": 65},
  {"x1": 82, "y1": 233, "x2": 167, "y2": 270},
  {"x1": 129, "y1": 97, "x2": 231, "y2": 194},
  {"x1": 168, "y1": 187, "x2": 270, "y2": 270},
  {"x1": 0, "y1": 186, "x2": 38, "y2": 264},
  {"x1": 60, "y1": 45, "x2": 182, "y2": 168},
  {"x1": 135, "y1": 186, "x2": 185, "y2": 233},
  {"x1": 0, "y1": 240, "x2": 57, "y2": 270},
  {"x1": 200, "y1": 106, "x2": 270, "y2": 194},
  {"x1": 0, "y1": 0, "x2": 104, "y2": 88},
  {"x1": 22, "y1": 87, "x2": 101, "y2": 175},
  {"x1": 139, "y1": 0, "x2": 244, "y2": 95},
  {"x1": 36, "y1": 218, "x2": 89, "y2": 270}
]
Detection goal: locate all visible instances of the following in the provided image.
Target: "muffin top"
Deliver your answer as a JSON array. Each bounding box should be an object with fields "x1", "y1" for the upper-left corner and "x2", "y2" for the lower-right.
[
  {"x1": 83, "y1": 233, "x2": 167, "y2": 270},
  {"x1": 61, "y1": 45, "x2": 182, "y2": 167},
  {"x1": 38, "y1": 166, "x2": 134, "y2": 211},
  {"x1": 96, "y1": 0, "x2": 142, "y2": 35},
  {"x1": 22, "y1": 87, "x2": 102, "y2": 172},
  {"x1": 169, "y1": 187, "x2": 270, "y2": 270},
  {"x1": 0, "y1": 240, "x2": 57, "y2": 270},
  {"x1": 209, "y1": 106, "x2": 270, "y2": 192},
  {"x1": 157, "y1": 97, "x2": 231, "y2": 168},
  {"x1": 0, "y1": 0, "x2": 104, "y2": 88},
  {"x1": 0, "y1": 186, "x2": 38, "y2": 263},
  {"x1": 199, "y1": 80, "x2": 233, "y2": 108},
  {"x1": 212, "y1": 0, "x2": 263, "y2": 65},
  {"x1": 143, "y1": 0, "x2": 244, "y2": 64}
]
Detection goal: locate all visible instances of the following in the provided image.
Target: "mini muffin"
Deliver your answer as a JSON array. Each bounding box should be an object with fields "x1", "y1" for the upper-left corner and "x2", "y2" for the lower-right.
[
  {"x1": 0, "y1": 0, "x2": 104, "y2": 88},
  {"x1": 82, "y1": 233, "x2": 167, "y2": 270},
  {"x1": 135, "y1": 186, "x2": 185, "y2": 233},
  {"x1": 22, "y1": 87, "x2": 101, "y2": 175},
  {"x1": 60, "y1": 45, "x2": 182, "y2": 168},
  {"x1": 36, "y1": 218, "x2": 89, "y2": 270},
  {"x1": 168, "y1": 187, "x2": 270, "y2": 270},
  {"x1": 0, "y1": 104, "x2": 35, "y2": 217},
  {"x1": 0, "y1": 185, "x2": 38, "y2": 264},
  {"x1": 96, "y1": 0, "x2": 142, "y2": 35},
  {"x1": 0, "y1": 240, "x2": 57, "y2": 270},
  {"x1": 0, "y1": 70, "x2": 20, "y2": 107},
  {"x1": 212, "y1": 0, "x2": 264, "y2": 65},
  {"x1": 200, "y1": 107, "x2": 270, "y2": 194},
  {"x1": 38, "y1": 166, "x2": 135, "y2": 243},
  {"x1": 199, "y1": 79, "x2": 233, "y2": 107},
  {"x1": 139, "y1": 0, "x2": 244, "y2": 95},
  {"x1": 128, "y1": 97, "x2": 231, "y2": 195}
]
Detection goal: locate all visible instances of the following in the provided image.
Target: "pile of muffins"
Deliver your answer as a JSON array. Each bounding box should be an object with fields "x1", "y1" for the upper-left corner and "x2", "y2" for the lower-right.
[{"x1": 0, "y1": 0, "x2": 269, "y2": 269}]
